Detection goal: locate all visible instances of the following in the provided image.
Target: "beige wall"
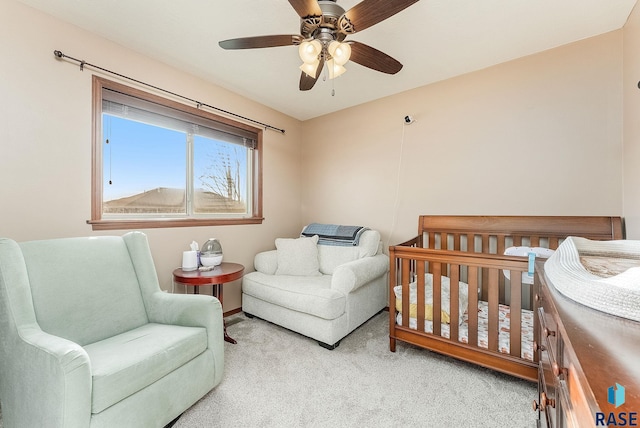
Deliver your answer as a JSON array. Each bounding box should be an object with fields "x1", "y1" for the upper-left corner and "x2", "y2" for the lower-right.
[
  {"x1": 2, "y1": 0, "x2": 637, "y2": 315},
  {"x1": 624, "y1": 3, "x2": 640, "y2": 239},
  {"x1": 302, "y1": 31, "x2": 625, "y2": 245},
  {"x1": 0, "y1": 0, "x2": 305, "y2": 312}
]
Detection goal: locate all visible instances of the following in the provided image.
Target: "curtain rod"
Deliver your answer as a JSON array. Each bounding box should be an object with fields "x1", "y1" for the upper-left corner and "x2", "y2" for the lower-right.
[{"x1": 53, "y1": 50, "x2": 286, "y2": 134}]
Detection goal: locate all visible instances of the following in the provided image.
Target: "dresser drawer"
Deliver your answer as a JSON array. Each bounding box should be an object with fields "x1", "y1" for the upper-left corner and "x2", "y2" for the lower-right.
[
  {"x1": 537, "y1": 300, "x2": 559, "y2": 358},
  {"x1": 536, "y1": 307, "x2": 559, "y2": 427},
  {"x1": 534, "y1": 261, "x2": 640, "y2": 428}
]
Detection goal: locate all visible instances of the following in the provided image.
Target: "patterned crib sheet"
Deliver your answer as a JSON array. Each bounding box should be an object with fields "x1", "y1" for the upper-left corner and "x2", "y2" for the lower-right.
[{"x1": 396, "y1": 301, "x2": 534, "y2": 361}]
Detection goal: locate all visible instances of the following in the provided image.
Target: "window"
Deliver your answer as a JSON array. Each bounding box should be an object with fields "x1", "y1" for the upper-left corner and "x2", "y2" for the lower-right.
[{"x1": 90, "y1": 76, "x2": 263, "y2": 230}]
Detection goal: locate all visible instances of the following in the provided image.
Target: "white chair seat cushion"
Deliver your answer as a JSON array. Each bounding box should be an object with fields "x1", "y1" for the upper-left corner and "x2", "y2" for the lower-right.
[
  {"x1": 84, "y1": 323, "x2": 207, "y2": 413},
  {"x1": 242, "y1": 272, "x2": 344, "y2": 320}
]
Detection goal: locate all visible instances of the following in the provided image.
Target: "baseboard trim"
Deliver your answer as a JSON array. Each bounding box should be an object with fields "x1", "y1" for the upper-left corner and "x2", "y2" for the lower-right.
[{"x1": 224, "y1": 307, "x2": 243, "y2": 318}]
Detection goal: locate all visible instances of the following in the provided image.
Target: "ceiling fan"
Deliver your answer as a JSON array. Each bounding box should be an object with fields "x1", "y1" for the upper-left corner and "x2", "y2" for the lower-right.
[{"x1": 219, "y1": 0, "x2": 420, "y2": 91}]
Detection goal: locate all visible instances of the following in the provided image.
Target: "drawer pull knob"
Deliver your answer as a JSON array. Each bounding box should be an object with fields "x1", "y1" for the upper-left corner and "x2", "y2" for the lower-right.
[
  {"x1": 552, "y1": 363, "x2": 568, "y2": 378},
  {"x1": 533, "y1": 341, "x2": 546, "y2": 352},
  {"x1": 544, "y1": 327, "x2": 556, "y2": 337},
  {"x1": 533, "y1": 393, "x2": 556, "y2": 412}
]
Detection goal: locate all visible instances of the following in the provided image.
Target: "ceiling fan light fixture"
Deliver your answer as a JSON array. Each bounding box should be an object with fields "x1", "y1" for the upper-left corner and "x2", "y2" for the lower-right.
[
  {"x1": 326, "y1": 59, "x2": 346, "y2": 79},
  {"x1": 328, "y1": 41, "x2": 351, "y2": 66},
  {"x1": 298, "y1": 40, "x2": 322, "y2": 64},
  {"x1": 299, "y1": 60, "x2": 320, "y2": 78}
]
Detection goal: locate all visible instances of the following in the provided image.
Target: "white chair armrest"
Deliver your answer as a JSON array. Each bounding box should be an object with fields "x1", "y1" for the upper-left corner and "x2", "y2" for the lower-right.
[
  {"x1": 331, "y1": 254, "x2": 388, "y2": 294},
  {"x1": 254, "y1": 250, "x2": 278, "y2": 275}
]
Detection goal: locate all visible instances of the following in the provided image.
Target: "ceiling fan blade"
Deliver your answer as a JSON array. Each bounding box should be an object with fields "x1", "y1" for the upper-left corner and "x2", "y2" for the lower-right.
[
  {"x1": 348, "y1": 41, "x2": 403, "y2": 74},
  {"x1": 299, "y1": 57, "x2": 325, "y2": 91},
  {"x1": 288, "y1": 0, "x2": 322, "y2": 19},
  {"x1": 338, "y1": 0, "x2": 420, "y2": 34},
  {"x1": 219, "y1": 35, "x2": 303, "y2": 50}
]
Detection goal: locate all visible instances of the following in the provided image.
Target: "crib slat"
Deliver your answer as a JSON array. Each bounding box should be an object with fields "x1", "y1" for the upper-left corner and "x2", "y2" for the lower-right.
[
  {"x1": 450, "y1": 264, "x2": 460, "y2": 343},
  {"x1": 468, "y1": 266, "x2": 479, "y2": 347},
  {"x1": 510, "y1": 269, "x2": 523, "y2": 359},
  {"x1": 488, "y1": 268, "x2": 499, "y2": 352},
  {"x1": 453, "y1": 234, "x2": 461, "y2": 251},
  {"x1": 530, "y1": 236, "x2": 540, "y2": 247},
  {"x1": 432, "y1": 263, "x2": 442, "y2": 336},
  {"x1": 481, "y1": 234, "x2": 489, "y2": 253},
  {"x1": 440, "y1": 232, "x2": 448, "y2": 250},
  {"x1": 549, "y1": 237, "x2": 559, "y2": 249},
  {"x1": 389, "y1": 247, "x2": 398, "y2": 351},
  {"x1": 417, "y1": 261, "x2": 426, "y2": 333},
  {"x1": 466, "y1": 233, "x2": 475, "y2": 252},
  {"x1": 401, "y1": 258, "x2": 411, "y2": 327},
  {"x1": 496, "y1": 235, "x2": 506, "y2": 256},
  {"x1": 497, "y1": 235, "x2": 506, "y2": 304},
  {"x1": 480, "y1": 235, "x2": 490, "y2": 301}
]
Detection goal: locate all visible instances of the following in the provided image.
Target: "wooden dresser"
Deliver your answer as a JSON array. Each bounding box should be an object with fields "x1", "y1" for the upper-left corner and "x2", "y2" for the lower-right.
[{"x1": 533, "y1": 262, "x2": 640, "y2": 427}]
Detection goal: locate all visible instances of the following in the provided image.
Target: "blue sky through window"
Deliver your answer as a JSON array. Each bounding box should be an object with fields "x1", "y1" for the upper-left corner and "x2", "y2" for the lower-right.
[
  {"x1": 103, "y1": 115, "x2": 185, "y2": 201},
  {"x1": 103, "y1": 115, "x2": 248, "y2": 205}
]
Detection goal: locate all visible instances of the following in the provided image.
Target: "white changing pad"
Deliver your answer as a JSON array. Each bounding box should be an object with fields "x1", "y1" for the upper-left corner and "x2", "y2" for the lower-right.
[{"x1": 544, "y1": 237, "x2": 640, "y2": 322}]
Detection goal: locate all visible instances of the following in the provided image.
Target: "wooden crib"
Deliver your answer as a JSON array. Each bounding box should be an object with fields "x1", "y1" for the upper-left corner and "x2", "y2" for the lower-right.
[{"x1": 388, "y1": 215, "x2": 623, "y2": 381}]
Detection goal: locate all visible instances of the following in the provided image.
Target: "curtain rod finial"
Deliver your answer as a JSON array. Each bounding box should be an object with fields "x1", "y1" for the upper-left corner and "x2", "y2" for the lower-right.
[{"x1": 54, "y1": 50, "x2": 64, "y2": 59}]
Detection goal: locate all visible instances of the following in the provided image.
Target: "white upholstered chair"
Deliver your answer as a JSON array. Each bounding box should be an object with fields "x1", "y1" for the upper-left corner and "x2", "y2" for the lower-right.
[{"x1": 242, "y1": 229, "x2": 388, "y2": 349}]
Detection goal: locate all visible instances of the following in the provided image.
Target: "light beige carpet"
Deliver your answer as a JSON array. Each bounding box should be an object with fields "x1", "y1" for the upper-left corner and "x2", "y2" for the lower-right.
[
  {"x1": 0, "y1": 312, "x2": 536, "y2": 427},
  {"x1": 174, "y1": 311, "x2": 537, "y2": 428}
]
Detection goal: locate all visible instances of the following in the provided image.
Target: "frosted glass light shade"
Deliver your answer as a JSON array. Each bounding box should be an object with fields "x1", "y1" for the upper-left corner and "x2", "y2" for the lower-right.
[
  {"x1": 328, "y1": 41, "x2": 351, "y2": 66},
  {"x1": 298, "y1": 40, "x2": 322, "y2": 63},
  {"x1": 326, "y1": 59, "x2": 346, "y2": 79},
  {"x1": 299, "y1": 60, "x2": 320, "y2": 77}
]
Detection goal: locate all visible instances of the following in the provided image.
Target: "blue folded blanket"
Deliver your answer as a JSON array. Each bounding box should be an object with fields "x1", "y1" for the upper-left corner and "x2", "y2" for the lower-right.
[{"x1": 301, "y1": 223, "x2": 368, "y2": 246}]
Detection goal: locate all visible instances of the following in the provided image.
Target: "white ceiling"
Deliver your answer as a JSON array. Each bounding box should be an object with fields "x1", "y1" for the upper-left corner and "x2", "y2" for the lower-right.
[{"x1": 18, "y1": 0, "x2": 638, "y2": 121}]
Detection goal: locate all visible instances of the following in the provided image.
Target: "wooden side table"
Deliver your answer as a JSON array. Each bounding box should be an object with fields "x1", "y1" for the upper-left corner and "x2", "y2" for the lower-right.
[{"x1": 172, "y1": 262, "x2": 244, "y2": 344}]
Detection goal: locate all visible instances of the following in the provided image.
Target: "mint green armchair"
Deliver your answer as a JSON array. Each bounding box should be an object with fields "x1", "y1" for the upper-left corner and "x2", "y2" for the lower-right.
[{"x1": 0, "y1": 232, "x2": 224, "y2": 428}]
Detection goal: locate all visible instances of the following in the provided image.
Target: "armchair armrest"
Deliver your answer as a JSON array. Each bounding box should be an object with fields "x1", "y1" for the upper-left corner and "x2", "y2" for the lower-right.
[
  {"x1": 8, "y1": 326, "x2": 91, "y2": 427},
  {"x1": 145, "y1": 291, "x2": 224, "y2": 342},
  {"x1": 331, "y1": 254, "x2": 389, "y2": 294},
  {"x1": 254, "y1": 250, "x2": 278, "y2": 275},
  {"x1": 145, "y1": 291, "x2": 225, "y2": 385}
]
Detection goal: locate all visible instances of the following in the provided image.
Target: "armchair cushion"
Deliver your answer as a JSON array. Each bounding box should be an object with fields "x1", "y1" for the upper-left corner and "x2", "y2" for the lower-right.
[
  {"x1": 85, "y1": 323, "x2": 207, "y2": 413},
  {"x1": 275, "y1": 235, "x2": 321, "y2": 276},
  {"x1": 20, "y1": 237, "x2": 148, "y2": 346},
  {"x1": 242, "y1": 273, "x2": 342, "y2": 319}
]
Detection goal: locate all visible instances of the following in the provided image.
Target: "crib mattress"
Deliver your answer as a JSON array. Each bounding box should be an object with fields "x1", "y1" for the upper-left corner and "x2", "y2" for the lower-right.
[{"x1": 396, "y1": 301, "x2": 534, "y2": 361}]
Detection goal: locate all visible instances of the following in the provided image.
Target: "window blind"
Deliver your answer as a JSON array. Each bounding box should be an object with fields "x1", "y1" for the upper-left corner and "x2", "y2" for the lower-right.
[{"x1": 102, "y1": 89, "x2": 257, "y2": 149}]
